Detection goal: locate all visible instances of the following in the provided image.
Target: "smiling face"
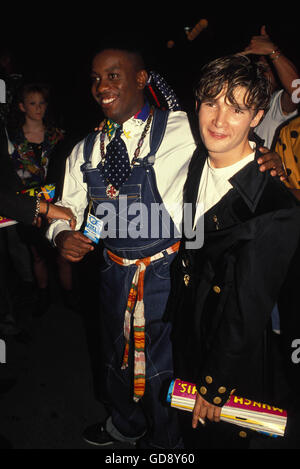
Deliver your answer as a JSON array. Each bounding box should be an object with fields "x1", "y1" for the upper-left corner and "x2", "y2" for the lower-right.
[
  {"x1": 91, "y1": 49, "x2": 148, "y2": 124},
  {"x1": 19, "y1": 92, "x2": 48, "y2": 122},
  {"x1": 198, "y1": 86, "x2": 264, "y2": 167}
]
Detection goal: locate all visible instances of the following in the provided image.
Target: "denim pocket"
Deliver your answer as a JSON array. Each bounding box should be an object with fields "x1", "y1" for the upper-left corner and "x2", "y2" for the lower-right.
[{"x1": 151, "y1": 250, "x2": 178, "y2": 280}]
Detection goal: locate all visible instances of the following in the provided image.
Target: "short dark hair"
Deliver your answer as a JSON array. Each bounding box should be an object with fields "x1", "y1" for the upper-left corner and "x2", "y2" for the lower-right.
[
  {"x1": 194, "y1": 54, "x2": 272, "y2": 112},
  {"x1": 93, "y1": 42, "x2": 146, "y2": 72}
]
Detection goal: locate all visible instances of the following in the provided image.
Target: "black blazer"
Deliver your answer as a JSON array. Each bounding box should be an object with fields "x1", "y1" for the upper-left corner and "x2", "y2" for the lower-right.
[
  {"x1": 0, "y1": 192, "x2": 36, "y2": 224},
  {"x1": 0, "y1": 124, "x2": 37, "y2": 223},
  {"x1": 168, "y1": 141, "x2": 300, "y2": 407}
]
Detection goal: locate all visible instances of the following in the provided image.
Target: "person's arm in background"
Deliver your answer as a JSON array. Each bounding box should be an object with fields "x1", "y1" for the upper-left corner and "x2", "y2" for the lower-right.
[
  {"x1": 0, "y1": 192, "x2": 76, "y2": 228},
  {"x1": 46, "y1": 140, "x2": 94, "y2": 262},
  {"x1": 39, "y1": 200, "x2": 76, "y2": 228},
  {"x1": 242, "y1": 25, "x2": 299, "y2": 114}
]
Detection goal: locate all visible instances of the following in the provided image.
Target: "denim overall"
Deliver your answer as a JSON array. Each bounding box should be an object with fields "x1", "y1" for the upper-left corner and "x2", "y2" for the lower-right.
[{"x1": 80, "y1": 109, "x2": 182, "y2": 449}]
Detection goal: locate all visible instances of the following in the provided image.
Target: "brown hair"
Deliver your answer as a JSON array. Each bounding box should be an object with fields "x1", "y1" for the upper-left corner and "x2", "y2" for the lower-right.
[
  {"x1": 195, "y1": 54, "x2": 272, "y2": 112},
  {"x1": 19, "y1": 82, "x2": 50, "y2": 104}
]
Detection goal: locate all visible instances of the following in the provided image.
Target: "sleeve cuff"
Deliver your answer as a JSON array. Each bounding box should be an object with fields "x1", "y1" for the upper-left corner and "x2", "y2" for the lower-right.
[
  {"x1": 196, "y1": 374, "x2": 236, "y2": 406},
  {"x1": 47, "y1": 222, "x2": 71, "y2": 247}
]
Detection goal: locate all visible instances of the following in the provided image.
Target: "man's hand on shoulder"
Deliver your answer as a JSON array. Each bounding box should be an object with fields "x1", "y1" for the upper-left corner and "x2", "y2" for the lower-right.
[
  {"x1": 257, "y1": 146, "x2": 287, "y2": 181},
  {"x1": 55, "y1": 230, "x2": 94, "y2": 262}
]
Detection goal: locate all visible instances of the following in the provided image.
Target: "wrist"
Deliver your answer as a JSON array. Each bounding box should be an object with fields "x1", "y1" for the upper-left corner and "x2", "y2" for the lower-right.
[
  {"x1": 39, "y1": 200, "x2": 50, "y2": 216},
  {"x1": 33, "y1": 197, "x2": 41, "y2": 223},
  {"x1": 55, "y1": 229, "x2": 72, "y2": 246},
  {"x1": 269, "y1": 47, "x2": 281, "y2": 61}
]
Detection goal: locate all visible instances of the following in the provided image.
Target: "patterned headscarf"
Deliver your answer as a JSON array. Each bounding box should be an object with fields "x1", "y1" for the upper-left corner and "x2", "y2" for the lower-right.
[{"x1": 146, "y1": 71, "x2": 181, "y2": 111}]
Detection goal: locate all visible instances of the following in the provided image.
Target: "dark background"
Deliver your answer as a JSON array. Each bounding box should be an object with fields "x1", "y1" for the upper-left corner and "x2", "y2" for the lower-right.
[{"x1": 1, "y1": 6, "x2": 299, "y2": 138}]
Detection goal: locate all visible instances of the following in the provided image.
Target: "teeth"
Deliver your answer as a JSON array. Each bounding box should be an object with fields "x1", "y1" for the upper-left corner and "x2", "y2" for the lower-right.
[{"x1": 102, "y1": 97, "x2": 116, "y2": 104}]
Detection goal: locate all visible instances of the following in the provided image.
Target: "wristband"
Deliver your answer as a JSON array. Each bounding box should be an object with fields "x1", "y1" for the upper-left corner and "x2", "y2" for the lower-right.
[{"x1": 33, "y1": 196, "x2": 40, "y2": 223}]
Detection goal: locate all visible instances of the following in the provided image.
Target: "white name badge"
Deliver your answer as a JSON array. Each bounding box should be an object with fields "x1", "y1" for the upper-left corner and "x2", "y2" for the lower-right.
[{"x1": 84, "y1": 213, "x2": 103, "y2": 244}]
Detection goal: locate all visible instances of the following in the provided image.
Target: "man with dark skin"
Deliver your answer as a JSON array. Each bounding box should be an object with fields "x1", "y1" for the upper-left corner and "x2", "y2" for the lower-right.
[{"x1": 47, "y1": 48, "x2": 286, "y2": 449}]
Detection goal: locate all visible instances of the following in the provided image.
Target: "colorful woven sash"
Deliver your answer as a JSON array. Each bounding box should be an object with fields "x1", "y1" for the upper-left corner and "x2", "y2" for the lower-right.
[{"x1": 107, "y1": 241, "x2": 180, "y2": 402}]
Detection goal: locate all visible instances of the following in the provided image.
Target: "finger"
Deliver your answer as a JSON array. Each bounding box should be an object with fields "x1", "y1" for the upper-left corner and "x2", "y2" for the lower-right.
[
  {"x1": 59, "y1": 247, "x2": 84, "y2": 259},
  {"x1": 199, "y1": 403, "x2": 208, "y2": 421},
  {"x1": 192, "y1": 397, "x2": 203, "y2": 428},
  {"x1": 258, "y1": 163, "x2": 274, "y2": 173},
  {"x1": 241, "y1": 49, "x2": 252, "y2": 55},
  {"x1": 206, "y1": 406, "x2": 215, "y2": 422},
  {"x1": 72, "y1": 232, "x2": 94, "y2": 244},
  {"x1": 258, "y1": 146, "x2": 269, "y2": 154},
  {"x1": 192, "y1": 412, "x2": 199, "y2": 429},
  {"x1": 62, "y1": 253, "x2": 85, "y2": 263},
  {"x1": 69, "y1": 218, "x2": 77, "y2": 230},
  {"x1": 214, "y1": 407, "x2": 221, "y2": 423},
  {"x1": 261, "y1": 25, "x2": 268, "y2": 37},
  {"x1": 192, "y1": 403, "x2": 201, "y2": 429},
  {"x1": 193, "y1": 407, "x2": 207, "y2": 428},
  {"x1": 257, "y1": 148, "x2": 282, "y2": 172},
  {"x1": 61, "y1": 247, "x2": 92, "y2": 261},
  {"x1": 61, "y1": 242, "x2": 94, "y2": 257},
  {"x1": 36, "y1": 216, "x2": 42, "y2": 228},
  {"x1": 258, "y1": 159, "x2": 283, "y2": 172}
]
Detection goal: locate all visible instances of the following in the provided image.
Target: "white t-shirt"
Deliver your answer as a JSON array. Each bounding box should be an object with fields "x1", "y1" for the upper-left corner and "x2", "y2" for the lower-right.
[
  {"x1": 194, "y1": 143, "x2": 256, "y2": 226},
  {"x1": 255, "y1": 89, "x2": 298, "y2": 149}
]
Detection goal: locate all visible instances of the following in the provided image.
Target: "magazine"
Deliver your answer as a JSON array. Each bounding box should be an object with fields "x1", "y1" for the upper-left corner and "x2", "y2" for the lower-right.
[
  {"x1": 0, "y1": 184, "x2": 55, "y2": 228},
  {"x1": 167, "y1": 378, "x2": 287, "y2": 437}
]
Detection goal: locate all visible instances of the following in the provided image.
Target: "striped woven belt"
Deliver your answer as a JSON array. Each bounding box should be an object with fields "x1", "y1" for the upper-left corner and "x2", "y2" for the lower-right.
[{"x1": 107, "y1": 241, "x2": 180, "y2": 402}]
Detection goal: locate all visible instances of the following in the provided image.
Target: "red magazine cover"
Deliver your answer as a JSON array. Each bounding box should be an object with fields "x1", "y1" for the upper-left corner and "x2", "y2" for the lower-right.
[{"x1": 224, "y1": 394, "x2": 287, "y2": 418}]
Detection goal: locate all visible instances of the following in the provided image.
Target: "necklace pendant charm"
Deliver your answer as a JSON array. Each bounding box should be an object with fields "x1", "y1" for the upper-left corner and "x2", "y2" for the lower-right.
[{"x1": 106, "y1": 183, "x2": 119, "y2": 199}]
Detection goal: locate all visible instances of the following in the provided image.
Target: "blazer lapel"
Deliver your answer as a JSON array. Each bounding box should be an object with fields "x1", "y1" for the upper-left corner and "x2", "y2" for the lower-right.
[{"x1": 183, "y1": 144, "x2": 207, "y2": 226}]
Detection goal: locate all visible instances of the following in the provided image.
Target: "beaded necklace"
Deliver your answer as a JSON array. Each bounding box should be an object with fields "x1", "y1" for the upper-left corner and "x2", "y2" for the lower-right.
[{"x1": 99, "y1": 107, "x2": 154, "y2": 199}]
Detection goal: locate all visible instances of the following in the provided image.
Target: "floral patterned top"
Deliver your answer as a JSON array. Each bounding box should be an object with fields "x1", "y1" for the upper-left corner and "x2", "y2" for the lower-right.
[{"x1": 9, "y1": 126, "x2": 64, "y2": 188}]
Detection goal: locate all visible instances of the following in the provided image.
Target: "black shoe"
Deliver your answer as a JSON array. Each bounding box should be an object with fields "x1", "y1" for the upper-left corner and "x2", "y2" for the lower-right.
[{"x1": 82, "y1": 423, "x2": 116, "y2": 447}]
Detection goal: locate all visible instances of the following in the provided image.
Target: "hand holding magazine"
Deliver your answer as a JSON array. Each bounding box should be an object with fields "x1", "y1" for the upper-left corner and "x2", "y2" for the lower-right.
[{"x1": 167, "y1": 378, "x2": 287, "y2": 438}]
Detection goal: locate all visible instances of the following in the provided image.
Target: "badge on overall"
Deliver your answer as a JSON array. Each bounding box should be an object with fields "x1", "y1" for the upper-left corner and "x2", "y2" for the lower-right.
[
  {"x1": 106, "y1": 183, "x2": 119, "y2": 199},
  {"x1": 84, "y1": 213, "x2": 103, "y2": 244}
]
